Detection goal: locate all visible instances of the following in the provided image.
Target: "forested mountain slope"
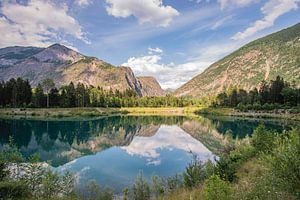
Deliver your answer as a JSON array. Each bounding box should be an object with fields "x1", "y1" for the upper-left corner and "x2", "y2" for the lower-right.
[
  {"x1": 0, "y1": 44, "x2": 164, "y2": 96},
  {"x1": 175, "y1": 22, "x2": 300, "y2": 97}
]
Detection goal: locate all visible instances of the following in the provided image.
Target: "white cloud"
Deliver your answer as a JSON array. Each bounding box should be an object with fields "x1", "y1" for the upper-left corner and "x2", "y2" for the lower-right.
[
  {"x1": 75, "y1": 0, "x2": 92, "y2": 7},
  {"x1": 121, "y1": 125, "x2": 215, "y2": 165},
  {"x1": 122, "y1": 48, "x2": 211, "y2": 89},
  {"x1": 105, "y1": 0, "x2": 179, "y2": 27},
  {"x1": 218, "y1": 0, "x2": 257, "y2": 9},
  {"x1": 232, "y1": 0, "x2": 299, "y2": 40},
  {"x1": 148, "y1": 47, "x2": 163, "y2": 54},
  {"x1": 0, "y1": 0, "x2": 87, "y2": 47},
  {"x1": 211, "y1": 15, "x2": 233, "y2": 30}
]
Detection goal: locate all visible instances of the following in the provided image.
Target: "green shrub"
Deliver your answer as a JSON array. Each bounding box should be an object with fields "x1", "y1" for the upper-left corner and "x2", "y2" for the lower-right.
[
  {"x1": 183, "y1": 156, "x2": 206, "y2": 188},
  {"x1": 251, "y1": 124, "x2": 276, "y2": 153},
  {"x1": 215, "y1": 156, "x2": 237, "y2": 182},
  {"x1": 151, "y1": 175, "x2": 165, "y2": 198},
  {"x1": 216, "y1": 145, "x2": 255, "y2": 183},
  {"x1": 132, "y1": 172, "x2": 150, "y2": 200},
  {"x1": 267, "y1": 127, "x2": 300, "y2": 198},
  {"x1": 80, "y1": 180, "x2": 113, "y2": 200},
  {"x1": 204, "y1": 160, "x2": 216, "y2": 178},
  {"x1": 0, "y1": 181, "x2": 31, "y2": 199},
  {"x1": 165, "y1": 174, "x2": 183, "y2": 192},
  {"x1": 252, "y1": 103, "x2": 262, "y2": 110},
  {"x1": 262, "y1": 103, "x2": 274, "y2": 110},
  {"x1": 203, "y1": 175, "x2": 232, "y2": 200}
]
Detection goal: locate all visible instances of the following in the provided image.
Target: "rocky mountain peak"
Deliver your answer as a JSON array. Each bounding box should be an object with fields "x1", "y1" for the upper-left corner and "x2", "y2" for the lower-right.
[
  {"x1": 0, "y1": 43, "x2": 165, "y2": 97},
  {"x1": 32, "y1": 44, "x2": 84, "y2": 63},
  {"x1": 138, "y1": 76, "x2": 166, "y2": 96}
]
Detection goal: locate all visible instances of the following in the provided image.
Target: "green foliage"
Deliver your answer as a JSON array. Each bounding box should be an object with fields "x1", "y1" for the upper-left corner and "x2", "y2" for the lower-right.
[
  {"x1": 132, "y1": 172, "x2": 150, "y2": 200},
  {"x1": 251, "y1": 124, "x2": 276, "y2": 153},
  {"x1": 213, "y1": 76, "x2": 300, "y2": 110},
  {"x1": 0, "y1": 78, "x2": 32, "y2": 107},
  {"x1": 123, "y1": 188, "x2": 129, "y2": 200},
  {"x1": 41, "y1": 78, "x2": 55, "y2": 108},
  {"x1": 0, "y1": 77, "x2": 202, "y2": 108},
  {"x1": 183, "y1": 156, "x2": 206, "y2": 188},
  {"x1": 80, "y1": 180, "x2": 113, "y2": 200},
  {"x1": 203, "y1": 175, "x2": 232, "y2": 200},
  {"x1": 216, "y1": 144, "x2": 256, "y2": 182},
  {"x1": 165, "y1": 174, "x2": 183, "y2": 192},
  {"x1": 266, "y1": 127, "x2": 300, "y2": 198},
  {"x1": 0, "y1": 180, "x2": 31, "y2": 199},
  {"x1": 151, "y1": 175, "x2": 165, "y2": 198}
]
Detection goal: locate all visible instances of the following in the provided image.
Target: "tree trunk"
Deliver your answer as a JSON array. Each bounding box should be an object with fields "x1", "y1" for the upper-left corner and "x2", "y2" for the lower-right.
[{"x1": 47, "y1": 93, "x2": 49, "y2": 108}]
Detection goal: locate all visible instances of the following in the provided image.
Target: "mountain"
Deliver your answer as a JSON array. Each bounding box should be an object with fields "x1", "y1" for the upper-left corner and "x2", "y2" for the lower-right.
[
  {"x1": 138, "y1": 76, "x2": 166, "y2": 96},
  {"x1": 175, "y1": 22, "x2": 300, "y2": 97},
  {"x1": 0, "y1": 44, "x2": 163, "y2": 96}
]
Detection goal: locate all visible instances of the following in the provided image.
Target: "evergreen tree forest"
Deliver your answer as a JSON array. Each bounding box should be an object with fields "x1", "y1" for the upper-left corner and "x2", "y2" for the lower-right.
[
  {"x1": 213, "y1": 76, "x2": 300, "y2": 110},
  {"x1": 0, "y1": 78, "x2": 200, "y2": 108}
]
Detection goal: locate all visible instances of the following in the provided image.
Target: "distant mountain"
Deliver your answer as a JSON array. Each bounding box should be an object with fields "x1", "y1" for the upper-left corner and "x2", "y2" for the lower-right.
[
  {"x1": 0, "y1": 44, "x2": 164, "y2": 96},
  {"x1": 175, "y1": 22, "x2": 300, "y2": 97},
  {"x1": 138, "y1": 76, "x2": 166, "y2": 96}
]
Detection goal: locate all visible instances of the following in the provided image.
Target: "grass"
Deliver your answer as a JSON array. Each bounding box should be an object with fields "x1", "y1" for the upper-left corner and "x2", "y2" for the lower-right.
[
  {"x1": 0, "y1": 106, "x2": 203, "y2": 119},
  {"x1": 121, "y1": 106, "x2": 202, "y2": 116},
  {"x1": 0, "y1": 107, "x2": 126, "y2": 120},
  {"x1": 1, "y1": 106, "x2": 299, "y2": 121},
  {"x1": 195, "y1": 107, "x2": 300, "y2": 121},
  {"x1": 195, "y1": 107, "x2": 233, "y2": 116},
  {"x1": 162, "y1": 186, "x2": 204, "y2": 200}
]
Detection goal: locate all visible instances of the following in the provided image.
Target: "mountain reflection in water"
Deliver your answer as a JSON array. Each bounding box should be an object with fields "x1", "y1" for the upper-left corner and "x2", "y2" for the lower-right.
[{"x1": 0, "y1": 115, "x2": 294, "y2": 192}]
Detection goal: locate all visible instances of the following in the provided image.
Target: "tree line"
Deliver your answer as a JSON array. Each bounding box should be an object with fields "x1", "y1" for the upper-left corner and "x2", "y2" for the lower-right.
[
  {"x1": 0, "y1": 78, "x2": 200, "y2": 108},
  {"x1": 213, "y1": 76, "x2": 300, "y2": 110}
]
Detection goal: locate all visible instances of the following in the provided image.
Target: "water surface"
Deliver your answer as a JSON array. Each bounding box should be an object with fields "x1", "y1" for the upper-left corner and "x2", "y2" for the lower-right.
[{"x1": 0, "y1": 115, "x2": 294, "y2": 193}]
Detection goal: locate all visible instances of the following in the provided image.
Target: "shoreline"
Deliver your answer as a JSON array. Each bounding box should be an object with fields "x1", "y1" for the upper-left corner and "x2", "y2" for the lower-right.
[
  {"x1": 0, "y1": 107, "x2": 299, "y2": 121},
  {"x1": 196, "y1": 107, "x2": 300, "y2": 121},
  {"x1": 0, "y1": 107, "x2": 200, "y2": 120}
]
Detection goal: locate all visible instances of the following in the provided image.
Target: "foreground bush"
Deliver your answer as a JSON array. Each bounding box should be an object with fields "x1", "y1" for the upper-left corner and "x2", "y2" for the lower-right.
[
  {"x1": 203, "y1": 175, "x2": 232, "y2": 200},
  {"x1": 0, "y1": 181, "x2": 31, "y2": 199},
  {"x1": 251, "y1": 124, "x2": 276, "y2": 153},
  {"x1": 267, "y1": 127, "x2": 300, "y2": 198},
  {"x1": 78, "y1": 180, "x2": 113, "y2": 200},
  {"x1": 132, "y1": 172, "x2": 151, "y2": 200},
  {"x1": 183, "y1": 156, "x2": 206, "y2": 188}
]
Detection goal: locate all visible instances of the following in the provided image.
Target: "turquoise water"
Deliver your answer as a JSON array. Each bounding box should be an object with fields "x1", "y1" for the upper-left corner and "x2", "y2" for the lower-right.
[{"x1": 0, "y1": 115, "x2": 294, "y2": 193}]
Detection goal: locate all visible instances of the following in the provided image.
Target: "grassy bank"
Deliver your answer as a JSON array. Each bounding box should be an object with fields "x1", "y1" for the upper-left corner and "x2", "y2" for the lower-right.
[
  {"x1": 0, "y1": 107, "x2": 127, "y2": 119},
  {"x1": 0, "y1": 107, "x2": 202, "y2": 119},
  {"x1": 1, "y1": 106, "x2": 299, "y2": 120},
  {"x1": 196, "y1": 107, "x2": 300, "y2": 121},
  {"x1": 121, "y1": 107, "x2": 201, "y2": 116}
]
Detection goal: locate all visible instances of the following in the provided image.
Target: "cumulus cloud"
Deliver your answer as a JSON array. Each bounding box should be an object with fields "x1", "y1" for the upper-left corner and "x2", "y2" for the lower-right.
[
  {"x1": 218, "y1": 0, "x2": 257, "y2": 9},
  {"x1": 105, "y1": 0, "x2": 179, "y2": 27},
  {"x1": 0, "y1": 0, "x2": 87, "y2": 47},
  {"x1": 122, "y1": 38, "x2": 246, "y2": 89},
  {"x1": 121, "y1": 125, "x2": 215, "y2": 165},
  {"x1": 122, "y1": 48, "x2": 211, "y2": 89},
  {"x1": 232, "y1": 0, "x2": 299, "y2": 40}
]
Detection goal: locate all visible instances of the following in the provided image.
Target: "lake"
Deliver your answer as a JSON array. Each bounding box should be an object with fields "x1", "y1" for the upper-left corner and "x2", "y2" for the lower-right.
[{"x1": 0, "y1": 115, "x2": 295, "y2": 193}]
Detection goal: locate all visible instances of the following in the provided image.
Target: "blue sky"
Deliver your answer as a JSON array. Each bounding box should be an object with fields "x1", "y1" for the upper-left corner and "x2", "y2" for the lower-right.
[{"x1": 0, "y1": 0, "x2": 299, "y2": 89}]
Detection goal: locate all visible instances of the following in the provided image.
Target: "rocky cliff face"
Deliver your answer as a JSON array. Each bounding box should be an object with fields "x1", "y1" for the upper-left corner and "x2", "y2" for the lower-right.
[
  {"x1": 175, "y1": 23, "x2": 300, "y2": 97},
  {"x1": 138, "y1": 76, "x2": 166, "y2": 96},
  {"x1": 0, "y1": 44, "x2": 163, "y2": 96}
]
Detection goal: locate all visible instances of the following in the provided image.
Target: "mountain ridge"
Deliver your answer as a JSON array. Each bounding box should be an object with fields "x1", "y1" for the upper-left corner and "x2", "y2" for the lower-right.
[
  {"x1": 0, "y1": 44, "x2": 165, "y2": 97},
  {"x1": 174, "y1": 22, "x2": 300, "y2": 97}
]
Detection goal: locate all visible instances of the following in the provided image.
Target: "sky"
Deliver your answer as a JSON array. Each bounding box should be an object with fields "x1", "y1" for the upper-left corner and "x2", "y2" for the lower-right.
[{"x1": 0, "y1": 0, "x2": 299, "y2": 89}]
